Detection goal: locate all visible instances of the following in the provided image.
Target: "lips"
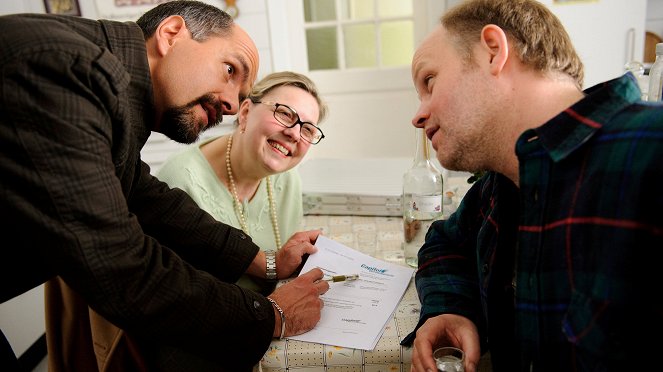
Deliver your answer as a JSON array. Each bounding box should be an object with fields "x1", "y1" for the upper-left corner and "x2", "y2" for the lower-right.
[
  {"x1": 202, "y1": 103, "x2": 219, "y2": 127},
  {"x1": 425, "y1": 127, "x2": 438, "y2": 141},
  {"x1": 269, "y1": 140, "x2": 290, "y2": 156}
]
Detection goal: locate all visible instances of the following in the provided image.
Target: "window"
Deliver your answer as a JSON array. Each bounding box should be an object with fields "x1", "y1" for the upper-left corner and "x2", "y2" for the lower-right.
[
  {"x1": 268, "y1": 0, "x2": 445, "y2": 93},
  {"x1": 303, "y1": 0, "x2": 414, "y2": 71}
]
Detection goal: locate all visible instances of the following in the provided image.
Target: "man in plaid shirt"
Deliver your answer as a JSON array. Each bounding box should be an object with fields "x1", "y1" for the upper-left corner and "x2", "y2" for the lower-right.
[{"x1": 402, "y1": 0, "x2": 663, "y2": 371}]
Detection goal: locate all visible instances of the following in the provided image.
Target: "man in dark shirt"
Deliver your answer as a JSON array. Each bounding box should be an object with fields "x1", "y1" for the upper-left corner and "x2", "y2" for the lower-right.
[
  {"x1": 0, "y1": 1, "x2": 328, "y2": 371},
  {"x1": 403, "y1": 0, "x2": 663, "y2": 371}
]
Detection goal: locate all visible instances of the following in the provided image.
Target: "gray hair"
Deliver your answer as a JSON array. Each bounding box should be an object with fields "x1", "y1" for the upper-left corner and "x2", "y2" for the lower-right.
[{"x1": 136, "y1": 0, "x2": 233, "y2": 42}]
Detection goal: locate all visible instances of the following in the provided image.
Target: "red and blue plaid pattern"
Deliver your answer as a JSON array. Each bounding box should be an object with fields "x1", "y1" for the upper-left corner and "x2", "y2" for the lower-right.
[{"x1": 402, "y1": 73, "x2": 663, "y2": 371}]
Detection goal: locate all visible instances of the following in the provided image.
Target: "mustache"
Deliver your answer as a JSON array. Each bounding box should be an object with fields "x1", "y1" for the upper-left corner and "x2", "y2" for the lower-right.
[{"x1": 190, "y1": 93, "x2": 224, "y2": 125}]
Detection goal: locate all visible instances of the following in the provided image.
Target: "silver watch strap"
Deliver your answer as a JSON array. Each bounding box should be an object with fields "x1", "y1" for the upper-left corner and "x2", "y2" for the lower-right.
[{"x1": 265, "y1": 250, "x2": 277, "y2": 280}]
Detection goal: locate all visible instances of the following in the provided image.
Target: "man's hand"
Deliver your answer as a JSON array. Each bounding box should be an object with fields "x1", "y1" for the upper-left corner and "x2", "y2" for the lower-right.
[
  {"x1": 410, "y1": 314, "x2": 481, "y2": 372},
  {"x1": 276, "y1": 229, "x2": 321, "y2": 278},
  {"x1": 268, "y1": 267, "x2": 328, "y2": 337}
]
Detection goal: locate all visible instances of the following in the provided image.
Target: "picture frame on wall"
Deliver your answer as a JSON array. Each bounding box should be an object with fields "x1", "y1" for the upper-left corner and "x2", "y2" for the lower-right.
[{"x1": 44, "y1": 0, "x2": 81, "y2": 16}]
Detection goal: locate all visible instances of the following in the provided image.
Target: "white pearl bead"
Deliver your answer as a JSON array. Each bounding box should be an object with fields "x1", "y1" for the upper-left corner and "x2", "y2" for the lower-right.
[{"x1": 226, "y1": 134, "x2": 282, "y2": 249}]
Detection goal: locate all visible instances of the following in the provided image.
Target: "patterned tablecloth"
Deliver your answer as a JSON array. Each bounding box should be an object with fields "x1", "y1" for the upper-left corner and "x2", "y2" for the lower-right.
[
  {"x1": 259, "y1": 214, "x2": 418, "y2": 372},
  {"x1": 260, "y1": 174, "x2": 483, "y2": 372},
  {"x1": 260, "y1": 177, "x2": 473, "y2": 372}
]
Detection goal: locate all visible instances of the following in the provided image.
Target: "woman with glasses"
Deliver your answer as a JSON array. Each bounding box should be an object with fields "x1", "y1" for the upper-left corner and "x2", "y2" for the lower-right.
[{"x1": 157, "y1": 71, "x2": 328, "y2": 294}]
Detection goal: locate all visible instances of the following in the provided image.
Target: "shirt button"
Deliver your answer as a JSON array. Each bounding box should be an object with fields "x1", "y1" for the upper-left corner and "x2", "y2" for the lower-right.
[
  {"x1": 482, "y1": 264, "x2": 489, "y2": 274},
  {"x1": 253, "y1": 300, "x2": 260, "y2": 309}
]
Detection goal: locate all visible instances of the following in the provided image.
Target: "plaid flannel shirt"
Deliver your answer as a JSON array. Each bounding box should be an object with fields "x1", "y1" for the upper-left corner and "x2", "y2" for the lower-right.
[{"x1": 402, "y1": 73, "x2": 663, "y2": 371}]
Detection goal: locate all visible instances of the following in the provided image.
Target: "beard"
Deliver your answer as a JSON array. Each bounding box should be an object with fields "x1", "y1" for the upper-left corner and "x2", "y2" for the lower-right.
[
  {"x1": 159, "y1": 94, "x2": 223, "y2": 144},
  {"x1": 435, "y1": 117, "x2": 491, "y2": 174}
]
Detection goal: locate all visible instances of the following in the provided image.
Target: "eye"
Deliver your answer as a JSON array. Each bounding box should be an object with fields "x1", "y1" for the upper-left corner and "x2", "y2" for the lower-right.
[
  {"x1": 275, "y1": 106, "x2": 296, "y2": 122},
  {"x1": 225, "y1": 63, "x2": 235, "y2": 76},
  {"x1": 301, "y1": 124, "x2": 315, "y2": 136},
  {"x1": 424, "y1": 75, "x2": 434, "y2": 90}
]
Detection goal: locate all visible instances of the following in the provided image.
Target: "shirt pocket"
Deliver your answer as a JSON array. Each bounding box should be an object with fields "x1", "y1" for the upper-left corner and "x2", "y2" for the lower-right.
[{"x1": 561, "y1": 290, "x2": 627, "y2": 360}]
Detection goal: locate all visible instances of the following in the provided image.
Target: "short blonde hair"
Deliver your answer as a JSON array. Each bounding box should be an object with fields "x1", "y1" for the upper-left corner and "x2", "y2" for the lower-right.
[
  {"x1": 247, "y1": 71, "x2": 327, "y2": 123},
  {"x1": 442, "y1": 0, "x2": 584, "y2": 88}
]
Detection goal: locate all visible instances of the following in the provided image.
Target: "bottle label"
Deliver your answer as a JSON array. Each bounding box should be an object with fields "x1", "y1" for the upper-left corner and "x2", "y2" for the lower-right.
[{"x1": 409, "y1": 195, "x2": 442, "y2": 214}]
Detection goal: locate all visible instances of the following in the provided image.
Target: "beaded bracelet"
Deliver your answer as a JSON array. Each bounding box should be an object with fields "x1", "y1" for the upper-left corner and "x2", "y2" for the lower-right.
[{"x1": 267, "y1": 297, "x2": 286, "y2": 340}]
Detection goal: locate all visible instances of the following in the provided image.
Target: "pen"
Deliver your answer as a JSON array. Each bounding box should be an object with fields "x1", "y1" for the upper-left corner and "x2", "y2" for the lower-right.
[{"x1": 324, "y1": 274, "x2": 359, "y2": 282}]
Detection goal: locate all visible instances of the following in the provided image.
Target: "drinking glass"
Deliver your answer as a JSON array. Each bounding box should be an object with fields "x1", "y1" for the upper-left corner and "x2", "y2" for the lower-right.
[{"x1": 433, "y1": 347, "x2": 464, "y2": 372}]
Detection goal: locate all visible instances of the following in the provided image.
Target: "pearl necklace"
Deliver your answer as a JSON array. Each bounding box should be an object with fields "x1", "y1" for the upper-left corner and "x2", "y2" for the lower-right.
[{"x1": 225, "y1": 134, "x2": 282, "y2": 248}]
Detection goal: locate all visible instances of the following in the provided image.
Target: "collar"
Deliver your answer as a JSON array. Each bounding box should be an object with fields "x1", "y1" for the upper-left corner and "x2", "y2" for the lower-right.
[
  {"x1": 99, "y1": 19, "x2": 155, "y2": 147},
  {"x1": 516, "y1": 72, "x2": 642, "y2": 162}
]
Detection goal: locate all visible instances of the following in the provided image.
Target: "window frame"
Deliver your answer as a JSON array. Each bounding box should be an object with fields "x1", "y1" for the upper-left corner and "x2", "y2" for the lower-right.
[{"x1": 267, "y1": 0, "x2": 447, "y2": 94}]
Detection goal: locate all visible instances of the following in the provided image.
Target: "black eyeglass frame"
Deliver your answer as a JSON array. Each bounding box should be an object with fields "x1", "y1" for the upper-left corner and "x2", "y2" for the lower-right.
[{"x1": 252, "y1": 100, "x2": 325, "y2": 144}]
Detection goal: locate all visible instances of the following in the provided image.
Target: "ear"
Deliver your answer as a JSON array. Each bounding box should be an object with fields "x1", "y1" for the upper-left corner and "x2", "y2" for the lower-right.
[
  {"x1": 153, "y1": 15, "x2": 189, "y2": 57},
  {"x1": 479, "y1": 24, "x2": 509, "y2": 76},
  {"x1": 237, "y1": 99, "x2": 251, "y2": 131}
]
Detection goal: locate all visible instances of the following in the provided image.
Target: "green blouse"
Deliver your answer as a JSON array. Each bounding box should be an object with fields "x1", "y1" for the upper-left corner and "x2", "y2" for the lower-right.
[{"x1": 156, "y1": 136, "x2": 304, "y2": 293}]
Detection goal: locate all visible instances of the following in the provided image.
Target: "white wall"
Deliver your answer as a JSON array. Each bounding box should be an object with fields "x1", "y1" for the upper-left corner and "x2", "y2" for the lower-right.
[
  {"x1": 541, "y1": 0, "x2": 647, "y2": 88},
  {"x1": 647, "y1": 0, "x2": 663, "y2": 37}
]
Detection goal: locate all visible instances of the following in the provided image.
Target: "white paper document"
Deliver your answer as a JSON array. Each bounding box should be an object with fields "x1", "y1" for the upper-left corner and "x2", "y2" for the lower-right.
[{"x1": 289, "y1": 235, "x2": 415, "y2": 350}]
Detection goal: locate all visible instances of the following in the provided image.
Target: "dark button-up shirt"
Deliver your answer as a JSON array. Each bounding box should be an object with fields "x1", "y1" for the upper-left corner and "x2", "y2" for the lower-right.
[
  {"x1": 0, "y1": 14, "x2": 272, "y2": 369},
  {"x1": 403, "y1": 73, "x2": 663, "y2": 371}
]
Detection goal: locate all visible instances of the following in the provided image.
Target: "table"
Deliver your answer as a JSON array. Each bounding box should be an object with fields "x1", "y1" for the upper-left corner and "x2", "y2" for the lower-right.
[
  {"x1": 260, "y1": 215, "x2": 420, "y2": 372},
  {"x1": 259, "y1": 177, "x2": 474, "y2": 372}
]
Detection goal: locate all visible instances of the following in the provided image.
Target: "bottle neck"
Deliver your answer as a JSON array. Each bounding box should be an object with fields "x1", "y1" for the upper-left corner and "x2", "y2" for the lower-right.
[{"x1": 413, "y1": 127, "x2": 432, "y2": 166}]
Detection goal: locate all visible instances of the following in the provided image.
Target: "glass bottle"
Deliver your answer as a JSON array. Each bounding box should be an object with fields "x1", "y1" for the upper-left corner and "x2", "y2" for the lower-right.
[
  {"x1": 624, "y1": 60, "x2": 647, "y2": 101},
  {"x1": 402, "y1": 127, "x2": 443, "y2": 268},
  {"x1": 648, "y1": 43, "x2": 663, "y2": 102}
]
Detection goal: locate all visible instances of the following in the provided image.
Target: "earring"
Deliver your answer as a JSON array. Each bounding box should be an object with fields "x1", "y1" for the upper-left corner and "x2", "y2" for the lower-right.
[{"x1": 240, "y1": 127, "x2": 246, "y2": 134}]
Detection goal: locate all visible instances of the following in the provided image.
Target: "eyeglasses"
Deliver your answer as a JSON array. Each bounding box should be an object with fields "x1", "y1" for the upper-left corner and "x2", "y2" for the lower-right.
[{"x1": 253, "y1": 101, "x2": 325, "y2": 144}]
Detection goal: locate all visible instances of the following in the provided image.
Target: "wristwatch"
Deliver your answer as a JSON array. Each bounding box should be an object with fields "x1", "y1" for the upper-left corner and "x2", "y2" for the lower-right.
[{"x1": 265, "y1": 250, "x2": 277, "y2": 281}]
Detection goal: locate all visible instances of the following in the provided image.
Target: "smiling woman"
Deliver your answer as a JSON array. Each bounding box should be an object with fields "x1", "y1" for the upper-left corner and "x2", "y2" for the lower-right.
[{"x1": 157, "y1": 70, "x2": 328, "y2": 293}]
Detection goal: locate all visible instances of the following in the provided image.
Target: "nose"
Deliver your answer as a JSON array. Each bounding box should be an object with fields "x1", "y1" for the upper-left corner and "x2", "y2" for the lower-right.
[
  {"x1": 411, "y1": 105, "x2": 429, "y2": 128},
  {"x1": 220, "y1": 85, "x2": 241, "y2": 115}
]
